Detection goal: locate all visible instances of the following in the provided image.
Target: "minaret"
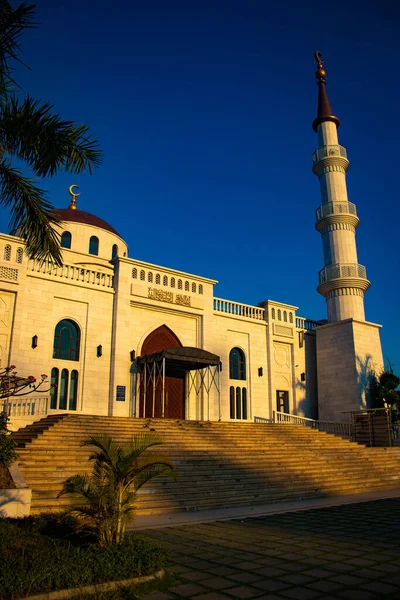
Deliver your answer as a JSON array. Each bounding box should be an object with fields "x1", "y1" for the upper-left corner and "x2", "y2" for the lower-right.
[
  {"x1": 312, "y1": 51, "x2": 370, "y2": 323},
  {"x1": 311, "y1": 52, "x2": 383, "y2": 421}
]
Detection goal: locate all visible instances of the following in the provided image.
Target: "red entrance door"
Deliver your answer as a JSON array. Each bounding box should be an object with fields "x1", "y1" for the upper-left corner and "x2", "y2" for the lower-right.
[{"x1": 139, "y1": 325, "x2": 185, "y2": 419}]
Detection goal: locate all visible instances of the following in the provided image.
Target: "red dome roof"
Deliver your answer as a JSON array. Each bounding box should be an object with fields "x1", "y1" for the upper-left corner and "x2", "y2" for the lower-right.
[{"x1": 51, "y1": 208, "x2": 120, "y2": 236}]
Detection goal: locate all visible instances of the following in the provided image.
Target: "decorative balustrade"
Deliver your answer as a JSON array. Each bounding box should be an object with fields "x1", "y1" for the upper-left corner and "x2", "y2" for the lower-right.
[
  {"x1": 295, "y1": 317, "x2": 321, "y2": 330},
  {"x1": 213, "y1": 298, "x2": 265, "y2": 320},
  {"x1": 312, "y1": 144, "x2": 347, "y2": 163},
  {"x1": 28, "y1": 260, "x2": 114, "y2": 289},
  {"x1": 319, "y1": 262, "x2": 367, "y2": 285},
  {"x1": 316, "y1": 201, "x2": 357, "y2": 222},
  {"x1": 273, "y1": 410, "x2": 352, "y2": 438},
  {"x1": 254, "y1": 416, "x2": 273, "y2": 423},
  {"x1": 2, "y1": 396, "x2": 48, "y2": 417}
]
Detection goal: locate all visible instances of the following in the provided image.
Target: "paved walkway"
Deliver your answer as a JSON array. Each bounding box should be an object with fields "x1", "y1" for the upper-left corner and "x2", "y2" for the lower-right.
[{"x1": 139, "y1": 496, "x2": 400, "y2": 600}]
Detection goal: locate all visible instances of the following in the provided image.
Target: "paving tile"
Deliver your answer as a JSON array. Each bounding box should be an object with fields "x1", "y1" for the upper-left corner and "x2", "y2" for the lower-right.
[
  {"x1": 361, "y1": 581, "x2": 399, "y2": 595},
  {"x1": 192, "y1": 594, "x2": 233, "y2": 600},
  {"x1": 140, "y1": 593, "x2": 175, "y2": 600},
  {"x1": 252, "y1": 579, "x2": 291, "y2": 593},
  {"x1": 169, "y1": 582, "x2": 207, "y2": 596},
  {"x1": 169, "y1": 565, "x2": 191, "y2": 574},
  {"x1": 323, "y1": 562, "x2": 355, "y2": 573},
  {"x1": 279, "y1": 573, "x2": 315, "y2": 585},
  {"x1": 180, "y1": 570, "x2": 214, "y2": 582},
  {"x1": 222, "y1": 585, "x2": 265, "y2": 598},
  {"x1": 189, "y1": 561, "x2": 217, "y2": 570},
  {"x1": 206, "y1": 566, "x2": 238, "y2": 577},
  {"x1": 279, "y1": 587, "x2": 321, "y2": 600},
  {"x1": 199, "y1": 578, "x2": 233, "y2": 590},
  {"x1": 227, "y1": 572, "x2": 264, "y2": 584},
  {"x1": 336, "y1": 590, "x2": 380, "y2": 600},
  {"x1": 252, "y1": 566, "x2": 287, "y2": 577},
  {"x1": 328, "y1": 574, "x2": 368, "y2": 586},
  {"x1": 302, "y1": 568, "x2": 335, "y2": 578},
  {"x1": 306, "y1": 580, "x2": 345, "y2": 593}
]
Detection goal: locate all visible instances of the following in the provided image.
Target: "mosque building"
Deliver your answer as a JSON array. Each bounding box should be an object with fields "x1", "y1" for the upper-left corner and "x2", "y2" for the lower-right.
[{"x1": 0, "y1": 55, "x2": 383, "y2": 429}]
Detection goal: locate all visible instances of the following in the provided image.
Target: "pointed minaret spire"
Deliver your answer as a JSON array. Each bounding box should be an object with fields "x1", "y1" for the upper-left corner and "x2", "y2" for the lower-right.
[{"x1": 312, "y1": 51, "x2": 340, "y2": 132}]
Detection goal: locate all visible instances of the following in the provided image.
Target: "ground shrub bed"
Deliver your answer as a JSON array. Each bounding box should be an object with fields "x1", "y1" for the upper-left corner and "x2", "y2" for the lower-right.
[{"x1": 0, "y1": 514, "x2": 169, "y2": 600}]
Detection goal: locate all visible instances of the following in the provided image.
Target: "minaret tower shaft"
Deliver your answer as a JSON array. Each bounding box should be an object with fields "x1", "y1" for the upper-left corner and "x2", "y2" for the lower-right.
[{"x1": 312, "y1": 52, "x2": 369, "y2": 323}]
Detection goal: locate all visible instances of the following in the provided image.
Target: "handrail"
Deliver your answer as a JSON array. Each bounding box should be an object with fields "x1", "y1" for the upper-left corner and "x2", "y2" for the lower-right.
[
  {"x1": 2, "y1": 396, "x2": 48, "y2": 417},
  {"x1": 214, "y1": 298, "x2": 265, "y2": 320},
  {"x1": 273, "y1": 410, "x2": 352, "y2": 438},
  {"x1": 319, "y1": 263, "x2": 367, "y2": 284},
  {"x1": 28, "y1": 260, "x2": 114, "y2": 289}
]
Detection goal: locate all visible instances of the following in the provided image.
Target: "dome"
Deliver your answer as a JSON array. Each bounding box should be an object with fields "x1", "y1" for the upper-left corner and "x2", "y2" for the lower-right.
[{"x1": 51, "y1": 208, "x2": 120, "y2": 237}]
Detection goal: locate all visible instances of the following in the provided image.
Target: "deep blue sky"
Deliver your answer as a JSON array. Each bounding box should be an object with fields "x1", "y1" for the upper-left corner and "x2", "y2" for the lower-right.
[{"x1": 3, "y1": 0, "x2": 400, "y2": 370}]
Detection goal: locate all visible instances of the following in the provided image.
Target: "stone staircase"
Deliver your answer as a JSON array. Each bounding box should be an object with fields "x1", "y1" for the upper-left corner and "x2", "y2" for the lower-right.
[{"x1": 12, "y1": 414, "x2": 400, "y2": 515}]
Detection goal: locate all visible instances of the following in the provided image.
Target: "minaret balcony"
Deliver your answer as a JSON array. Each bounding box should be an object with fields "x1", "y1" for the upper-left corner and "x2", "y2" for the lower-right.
[
  {"x1": 319, "y1": 262, "x2": 366, "y2": 284},
  {"x1": 315, "y1": 201, "x2": 359, "y2": 231},
  {"x1": 318, "y1": 262, "x2": 370, "y2": 296},
  {"x1": 312, "y1": 144, "x2": 349, "y2": 175}
]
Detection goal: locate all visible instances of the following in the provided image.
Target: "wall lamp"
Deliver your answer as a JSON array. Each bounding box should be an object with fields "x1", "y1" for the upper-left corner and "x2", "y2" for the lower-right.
[
  {"x1": 301, "y1": 372, "x2": 306, "y2": 382},
  {"x1": 97, "y1": 344, "x2": 103, "y2": 358},
  {"x1": 130, "y1": 349, "x2": 136, "y2": 362},
  {"x1": 258, "y1": 367, "x2": 263, "y2": 377},
  {"x1": 32, "y1": 335, "x2": 38, "y2": 349}
]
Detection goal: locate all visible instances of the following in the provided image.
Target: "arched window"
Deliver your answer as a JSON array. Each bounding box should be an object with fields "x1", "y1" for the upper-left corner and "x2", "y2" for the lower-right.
[
  {"x1": 156, "y1": 274, "x2": 160, "y2": 284},
  {"x1": 148, "y1": 272, "x2": 153, "y2": 283},
  {"x1": 4, "y1": 245, "x2": 11, "y2": 261},
  {"x1": 199, "y1": 284, "x2": 203, "y2": 295},
  {"x1": 185, "y1": 281, "x2": 189, "y2": 291},
  {"x1": 289, "y1": 312, "x2": 293, "y2": 324},
  {"x1": 283, "y1": 311, "x2": 287, "y2": 322},
  {"x1": 140, "y1": 270, "x2": 145, "y2": 281},
  {"x1": 229, "y1": 347, "x2": 246, "y2": 380},
  {"x1": 192, "y1": 282, "x2": 196, "y2": 293},
  {"x1": 89, "y1": 236, "x2": 99, "y2": 255},
  {"x1": 163, "y1": 275, "x2": 168, "y2": 286},
  {"x1": 178, "y1": 279, "x2": 182, "y2": 290},
  {"x1": 271, "y1": 308, "x2": 276, "y2": 319},
  {"x1": 111, "y1": 244, "x2": 118, "y2": 259},
  {"x1": 16, "y1": 247, "x2": 23, "y2": 263},
  {"x1": 132, "y1": 268, "x2": 137, "y2": 279},
  {"x1": 53, "y1": 319, "x2": 80, "y2": 361},
  {"x1": 59, "y1": 369, "x2": 69, "y2": 410},
  {"x1": 277, "y1": 309, "x2": 282, "y2": 321},
  {"x1": 50, "y1": 367, "x2": 59, "y2": 409},
  {"x1": 171, "y1": 277, "x2": 175, "y2": 288},
  {"x1": 69, "y1": 370, "x2": 79, "y2": 410},
  {"x1": 61, "y1": 232, "x2": 72, "y2": 249}
]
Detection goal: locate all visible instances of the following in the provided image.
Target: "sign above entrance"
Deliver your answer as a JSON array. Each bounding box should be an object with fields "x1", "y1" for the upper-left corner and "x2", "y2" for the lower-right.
[
  {"x1": 147, "y1": 287, "x2": 191, "y2": 307},
  {"x1": 116, "y1": 385, "x2": 126, "y2": 401}
]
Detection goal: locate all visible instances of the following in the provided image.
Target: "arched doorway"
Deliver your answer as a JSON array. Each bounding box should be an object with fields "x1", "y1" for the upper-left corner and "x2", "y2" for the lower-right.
[{"x1": 139, "y1": 325, "x2": 185, "y2": 419}]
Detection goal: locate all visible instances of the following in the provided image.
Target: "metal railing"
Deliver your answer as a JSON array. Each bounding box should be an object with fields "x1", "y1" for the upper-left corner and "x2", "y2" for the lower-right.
[
  {"x1": 28, "y1": 260, "x2": 114, "y2": 289},
  {"x1": 214, "y1": 298, "x2": 265, "y2": 320},
  {"x1": 316, "y1": 201, "x2": 357, "y2": 222},
  {"x1": 273, "y1": 410, "x2": 352, "y2": 438},
  {"x1": 312, "y1": 144, "x2": 348, "y2": 163},
  {"x1": 2, "y1": 396, "x2": 48, "y2": 417},
  {"x1": 319, "y1": 263, "x2": 367, "y2": 285}
]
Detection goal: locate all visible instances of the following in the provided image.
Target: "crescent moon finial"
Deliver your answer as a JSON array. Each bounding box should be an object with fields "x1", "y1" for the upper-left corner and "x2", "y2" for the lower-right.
[
  {"x1": 314, "y1": 50, "x2": 326, "y2": 83},
  {"x1": 68, "y1": 184, "x2": 80, "y2": 210}
]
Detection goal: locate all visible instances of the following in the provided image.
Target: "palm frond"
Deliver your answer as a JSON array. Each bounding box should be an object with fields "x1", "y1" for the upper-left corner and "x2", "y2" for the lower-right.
[
  {"x1": 0, "y1": 162, "x2": 63, "y2": 264},
  {"x1": 0, "y1": 2, "x2": 36, "y2": 90},
  {"x1": 1, "y1": 95, "x2": 103, "y2": 176}
]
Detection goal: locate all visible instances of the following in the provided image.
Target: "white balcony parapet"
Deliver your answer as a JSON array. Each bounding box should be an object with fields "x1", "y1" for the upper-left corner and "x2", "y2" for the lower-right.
[
  {"x1": 2, "y1": 396, "x2": 48, "y2": 417},
  {"x1": 214, "y1": 298, "x2": 265, "y2": 320},
  {"x1": 319, "y1": 263, "x2": 367, "y2": 285},
  {"x1": 28, "y1": 260, "x2": 114, "y2": 289},
  {"x1": 316, "y1": 201, "x2": 357, "y2": 222},
  {"x1": 296, "y1": 317, "x2": 321, "y2": 330},
  {"x1": 273, "y1": 411, "x2": 352, "y2": 439},
  {"x1": 312, "y1": 144, "x2": 347, "y2": 163}
]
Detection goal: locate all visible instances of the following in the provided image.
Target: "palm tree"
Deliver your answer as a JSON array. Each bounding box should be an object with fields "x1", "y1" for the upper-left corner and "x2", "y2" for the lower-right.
[
  {"x1": 0, "y1": 2, "x2": 103, "y2": 265},
  {"x1": 58, "y1": 433, "x2": 175, "y2": 547}
]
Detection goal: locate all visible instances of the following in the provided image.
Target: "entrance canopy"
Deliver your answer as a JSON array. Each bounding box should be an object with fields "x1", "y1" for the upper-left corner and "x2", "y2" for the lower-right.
[
  {"x1": 133, "y1": 347, "x2": 221, "y2": 420},
  {"x1": 136, "y1": 346, "x2": 220, "y2": 373}
]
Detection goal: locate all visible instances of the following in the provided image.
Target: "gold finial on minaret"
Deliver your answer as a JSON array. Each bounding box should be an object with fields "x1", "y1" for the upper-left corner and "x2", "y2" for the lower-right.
[
  {"x1": 68, "y1": 184, "x2": 80, "y2": 210},
  {"x1": 314, "y1": 51, "x2": 326, "y2": 83}
]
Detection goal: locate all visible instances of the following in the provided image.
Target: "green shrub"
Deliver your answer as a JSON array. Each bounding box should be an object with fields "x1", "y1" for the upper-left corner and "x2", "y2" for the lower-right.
[
  {"x1": 0, "y1": 412, "x2": 18, "y2": 468},
  {"x1": 0, "y1": 515, "x2": 169, "y2": 599}
]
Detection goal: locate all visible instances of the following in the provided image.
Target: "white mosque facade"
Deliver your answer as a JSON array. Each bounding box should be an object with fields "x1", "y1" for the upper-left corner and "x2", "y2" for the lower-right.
[{"x1": 0, "y1": 55, "x2": 384, "y2": 429}]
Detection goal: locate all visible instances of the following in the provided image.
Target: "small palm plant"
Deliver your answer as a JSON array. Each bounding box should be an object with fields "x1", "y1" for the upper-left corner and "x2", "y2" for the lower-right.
[{"x1": 58, "y1": 433, "x2": 175, "y2": 547}]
